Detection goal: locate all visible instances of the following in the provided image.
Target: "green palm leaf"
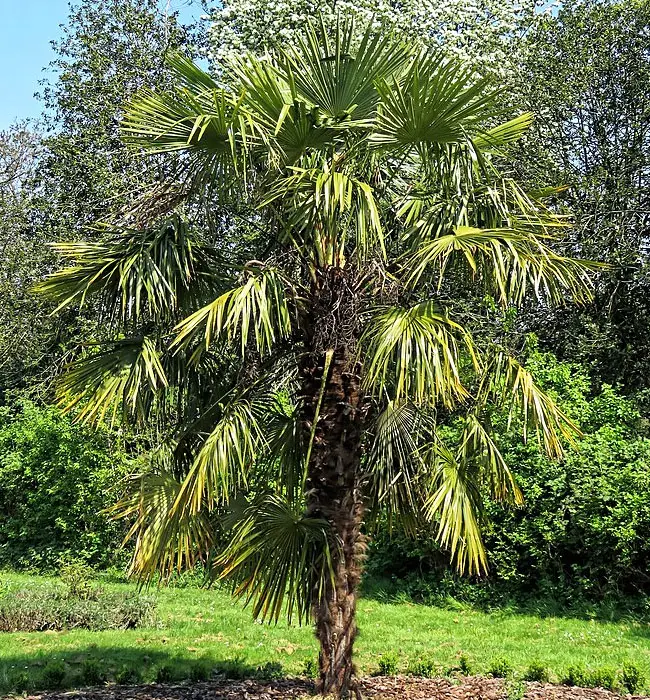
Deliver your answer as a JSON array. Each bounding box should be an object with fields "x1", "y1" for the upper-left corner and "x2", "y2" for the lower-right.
[
  {"x1": 362, "y1": 301, "x2": 478, "y2": 405},
  {"x1": 172, "y1": 265, "x2": 297, "y2": 361},
  {"x1": 216, "y1": 494, "x2": 333, "y2": 624},
  {"x1": 36, "y1": 216, "x2": 221, "y2": 323},
  {"x1": 56, "y1": 336, "x2": 167, "y2": 425},
  {"x1": 110, "y1": 468, "x2": 214, "y2": 582}
]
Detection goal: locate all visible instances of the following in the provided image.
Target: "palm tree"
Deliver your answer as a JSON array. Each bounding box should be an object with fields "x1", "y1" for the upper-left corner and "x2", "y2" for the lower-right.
[{"x1": 38, "y1": 18, "x2": 595, "y2": 698}]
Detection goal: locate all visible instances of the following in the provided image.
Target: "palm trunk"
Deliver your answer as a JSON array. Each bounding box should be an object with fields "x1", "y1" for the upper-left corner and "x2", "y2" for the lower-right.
[{"x1": 300, "y1": 268, "x2": 366, "y2": 698}]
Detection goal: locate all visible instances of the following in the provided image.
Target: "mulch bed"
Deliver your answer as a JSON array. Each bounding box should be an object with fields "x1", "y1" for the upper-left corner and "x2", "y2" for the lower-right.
[{"x1": 15, "y1": 677, "x2": 646, "y2": 700}]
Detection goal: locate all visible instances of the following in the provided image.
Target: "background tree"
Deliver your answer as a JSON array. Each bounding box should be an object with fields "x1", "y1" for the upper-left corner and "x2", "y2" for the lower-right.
[
  {"x1": 515, "y1": 0, "x2": 650, "y2": 391},
  {"x1": 0, "y1": 0, "x2": 196, "y2": 397},
  {"x1": 206, "y1": 0, "x2": 539, "y2": 78},
  {"x1": 40, "y1": 20, "x2": 594, "y2": 696}
]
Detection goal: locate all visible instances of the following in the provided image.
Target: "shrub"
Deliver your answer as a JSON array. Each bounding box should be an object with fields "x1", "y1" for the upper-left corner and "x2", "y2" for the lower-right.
[
  {"x1": 80, "y1": 659, "x2": 105, "y2": 686},
  {"x1": 0, "y1": 400, "x2": 131, "y2": 571},
  {"x1": 0, "y1": 582, "x2": 157, "y2": 631},
  {"x1": 9, "y1": 671, "x2": 30, "y2": 693},
  {"x1": 301, "y1": 659, "x2": 318, "y2": 679},
  {"x1": 377, "y1": 652, "x2": 399, "y2": 676},
  {"x1": 213, "y1": 658, "x2": 252, "y2": 680},
  {"x1": 189, "y1": 663, "x2": 211, "y2": 682},
  {"x1": 407, "y1": 658, "x2": 436, "y2": 678},
  {"x1": 115, "y1": 666, "x2": 142, "y2": 685},
  {"x1": 523, "y1": 661, "x2": 550, "y2": 682},
  {"x1": 562, "y1": 665, "x2": 588, "y2": 687},
  {"x1": 588, "y1": 667, "x2": 617, "y2": 691},
  {"x1": 256, "y1": 661, "x2": 283, "y2": 680},
  {"x1": 60, "y1": 560, "x2": 98, "y2": 600},
  {"x1": 622, "y1": 662, "x2": 645, "y2": 694},
  {"x1": 155, "y1": 665, "x2": 175, "y2": 683},
  {"x1": 488, "y1": 657, "x2": 512, "y2": 678},
  {"x1": 458, "y1": 655, "x2": 473, "y2": 676},
  {"x1": 42, "y1": 661, "x2": 66, "y2": 689}
]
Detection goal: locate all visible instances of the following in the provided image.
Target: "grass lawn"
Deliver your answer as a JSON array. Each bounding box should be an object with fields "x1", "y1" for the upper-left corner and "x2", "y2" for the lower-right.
[{"x1": 2, "y1": 572, "x2": 650, "y2": 694}]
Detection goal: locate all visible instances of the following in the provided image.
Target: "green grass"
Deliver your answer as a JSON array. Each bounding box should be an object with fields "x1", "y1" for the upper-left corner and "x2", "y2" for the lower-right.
[{"x1": 1, "y1": 572, "x2": 650, "y2": 694}]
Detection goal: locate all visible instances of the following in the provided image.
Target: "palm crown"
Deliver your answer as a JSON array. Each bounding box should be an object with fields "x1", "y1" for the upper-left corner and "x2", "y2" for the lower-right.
[{"x1": 38, "y1": 18, "x2": 595, "y2": 697}]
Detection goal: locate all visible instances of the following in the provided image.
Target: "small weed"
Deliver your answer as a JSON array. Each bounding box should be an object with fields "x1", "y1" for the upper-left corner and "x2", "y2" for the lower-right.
[
  {"x1": 189, "y1": 663, "x2": 211, "y2": 682},
  {"x1": 377, "y1": 652, "x2": 399, "y2": 676},
  {"x1": 155, "y1": 665, "x2": 175, "y2": 684},
  {"x1": 523, "y1": 661, "x2": 549, "y2": 683},
  {"x1": 488, "y1": 657, "x2": 512, "y2": 679},
  {"x1": 80, "y1": 659, "x2": 105, "y2": 686},
  {"x1": 256, "y1": 661, "x2": 283, "y2": 680},
  {"x1": 115, "y1": 666, "x2": 142, "y2": 685},
  {"x1": 622, "y1": 662, "x2": 645, "y2": 694},
  {"x1": 301, "y1": 659, "x2": 318, "y2": 679},
  {"x1": 42, "y1": 661, "x2": 66, "y2": 689}
]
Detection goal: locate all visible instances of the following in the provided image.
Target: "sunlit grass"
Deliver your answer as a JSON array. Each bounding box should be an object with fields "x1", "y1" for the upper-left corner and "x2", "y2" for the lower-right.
[{"x1": 1, "y1": 572, "x2": 650, "y2": 694}]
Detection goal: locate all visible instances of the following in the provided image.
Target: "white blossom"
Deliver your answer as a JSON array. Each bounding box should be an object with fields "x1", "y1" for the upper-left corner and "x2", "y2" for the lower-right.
[{"x1": 204, "y1": 0, "x2": 545, "y2": 80}]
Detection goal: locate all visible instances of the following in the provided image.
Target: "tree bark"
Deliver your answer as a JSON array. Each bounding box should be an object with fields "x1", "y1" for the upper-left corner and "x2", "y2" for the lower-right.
[{"x1": 300, "y1": 267, "x2": 366, "y2": 699}]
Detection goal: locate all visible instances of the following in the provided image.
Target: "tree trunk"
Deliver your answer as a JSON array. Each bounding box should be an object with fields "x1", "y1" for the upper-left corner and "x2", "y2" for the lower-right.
[{"x1": 300, "y1": 267, "x2": 366, "y2": 698}]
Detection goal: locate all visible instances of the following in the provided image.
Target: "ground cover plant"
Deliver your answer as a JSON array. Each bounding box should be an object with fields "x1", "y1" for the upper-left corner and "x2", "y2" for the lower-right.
[
  {"x1": 0, "y1": 570, "x2": 156, "y2": 633},
  {"x1": 1, "y1": 573, "x2": 649, "y2": 695}
]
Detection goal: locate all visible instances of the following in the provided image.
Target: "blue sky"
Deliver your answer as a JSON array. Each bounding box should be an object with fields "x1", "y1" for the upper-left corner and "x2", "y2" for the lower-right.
[{"x1": 0, "y1": 0, "x2": 203, "y2": 130}]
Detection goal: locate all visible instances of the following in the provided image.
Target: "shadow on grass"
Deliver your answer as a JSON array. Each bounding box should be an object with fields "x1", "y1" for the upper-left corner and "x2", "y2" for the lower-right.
[
  {"x1": 361, "y1": 575, "x2": 650, "y2": 630},
  {"x1": 0, "y1": 646, "x2": 298, "y2": 695}
]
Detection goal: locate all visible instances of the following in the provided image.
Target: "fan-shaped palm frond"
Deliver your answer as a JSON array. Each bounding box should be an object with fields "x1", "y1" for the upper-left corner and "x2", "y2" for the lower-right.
[
  {"x1": 457, "y1": 413, "x2": 522, "y2": 504},
  {"x1": 175, "y1": 393, "x2": 266, "y2": 513},
  {"x1": 477, "y1": 350, "x2": 579, "y2": 459},
  {"x1": 172, "y1": 265, "x2": 298, "y2": 361},
  {"x1": 122, "y1": 53, "x2": 251, "y2": 194},
  {"x1": 362, "y1": 301, "x2": 478, "y2": 405},
  {"x1": 56, "y1": 336, "x2": 167, "y2": 424},
  {"x1": 280, "y1": 17, "x2": 409, "y2": 123},
  {"x1": 372, "y1": 51, "x2": 497, "y2": 152},
  {"x1": 36, "y1": 216, "x2": 221, "y2": 323},
  {"x1": 365, "y1": 400, "x2": 429, "y2": 534},
  {"x1": 216, "y1": 494, "x2": 333, "y2": 624},
  {"x1": 424, "y1": 439, "x2": 486, "y2": 575},
  {"x1": 404, "y1": 225, "x2": 596, "y2": 305},
  {"x1": 110, "y1": 469, "x2": 214, "y2": 582}
]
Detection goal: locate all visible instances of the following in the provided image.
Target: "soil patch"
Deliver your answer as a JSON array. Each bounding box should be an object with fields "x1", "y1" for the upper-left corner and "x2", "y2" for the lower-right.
[{"x1": 14, "y1": 677, "x2": 647, "y2": 700}]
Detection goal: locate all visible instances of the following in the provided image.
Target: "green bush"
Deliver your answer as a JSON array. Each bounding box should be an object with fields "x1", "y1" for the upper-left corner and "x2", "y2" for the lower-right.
[
  {"x1": 562, "y1": 665, "x2": 588, "y2": 687},
  {"x1": 0, "y1": 581, "x2": 156, "y2": 631},
  {"x1": 0, "y1": 399, "x2": 132, "y2": 570},
  {"x1": 155, "y1": 665, "x2": 175, "y2": 683},
  {"x1": 189, "y1": 663, "x2": 211, "y2": 682},
  {"x1": 115, "y1": 666, "x2": 142, "y2": 685},
  {"x1": 80, "y1": 659, "x2": 106, "y2": 686},
  {"x1": 588, "y1": 667, "x2": 617, "y2": 691},
  {"x1": 42, "y1": 661, "x2": 67, "y2": 689},
  {"x1": 301, "y1": 659, "x2": 318, "y2": 679},
  {"x1": 523, "y1": 661, "x2": 549, "y2": 682},
  {"x1": 407, "y1": 658, "x2": 436, "y2": 678},
  {"x1": 365, "y1": 350, "x2": 650, "y2": 605},
  {"x1": 488, "y1": 657, "x2": 512, "y2": 678},
  {"x1": 621, "y1": 663, "x2": 645, "y2": 694},
  {"x1": 377, "y1": 652, "x2": 399, "y2": 676}
]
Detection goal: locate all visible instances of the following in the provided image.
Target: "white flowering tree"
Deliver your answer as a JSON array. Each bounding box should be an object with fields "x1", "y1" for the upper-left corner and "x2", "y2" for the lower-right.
[{"x1": 206, "y1": 0, "x2": 545, "y2": 78}]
